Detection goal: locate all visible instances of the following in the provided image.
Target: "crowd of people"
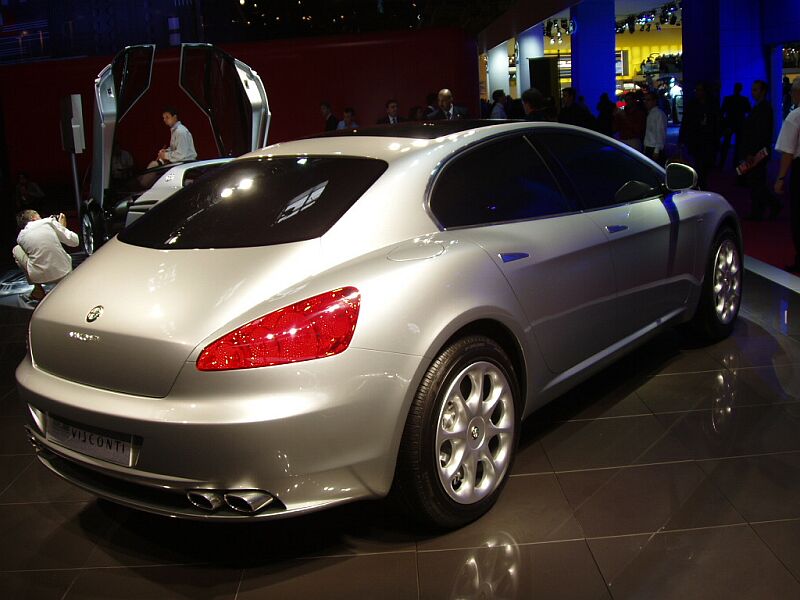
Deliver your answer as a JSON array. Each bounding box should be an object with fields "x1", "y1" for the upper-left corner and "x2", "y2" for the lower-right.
[
  {"x1": 480, "y1": 83, "x2": 671, "y2": 168},
  {"x1": 320, "y1": 88, "x2": 472, "y2": 131},
  {"x1": 8, "y1": 77, "x2": 800, "y2": 299}
]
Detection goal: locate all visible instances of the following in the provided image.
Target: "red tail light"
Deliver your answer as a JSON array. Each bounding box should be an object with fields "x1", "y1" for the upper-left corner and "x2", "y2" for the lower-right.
[{"x1": 197, "y1": 287, "x2": 360, "y2": 371}]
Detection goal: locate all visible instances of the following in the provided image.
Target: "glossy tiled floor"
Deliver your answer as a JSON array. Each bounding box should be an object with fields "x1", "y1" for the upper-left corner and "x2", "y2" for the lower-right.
[{"x1": 3, "y1": 272, "x2": 800, "y2": 599}]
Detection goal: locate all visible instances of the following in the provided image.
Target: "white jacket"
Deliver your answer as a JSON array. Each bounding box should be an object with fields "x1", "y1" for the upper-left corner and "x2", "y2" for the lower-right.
[{"x1": 16, "y1": 217, "x2": 79, "y2": 283}]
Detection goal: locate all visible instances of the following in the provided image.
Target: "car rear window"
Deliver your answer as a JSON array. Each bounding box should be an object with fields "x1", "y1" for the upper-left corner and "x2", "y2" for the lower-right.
[{"x1": 118, "y1": 156, "x2": 388, "y2": 249}]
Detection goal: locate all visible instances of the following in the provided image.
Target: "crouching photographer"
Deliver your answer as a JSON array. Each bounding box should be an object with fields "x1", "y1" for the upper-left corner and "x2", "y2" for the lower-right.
[{"x1": 12, "y1": 210, "x2": 79, "y2": 303}]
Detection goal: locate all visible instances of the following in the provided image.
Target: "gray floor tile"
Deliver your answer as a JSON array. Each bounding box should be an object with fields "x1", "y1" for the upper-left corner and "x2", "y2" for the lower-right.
[
  {"x1": 705, "y1": 334, "x2": 800, "y2": 370},
  {"x1": 0, "y1": 454, "x2": 34, "y2": 495},
  {"x1": 0, "y1": 456, "x2": 94, "y2": 503},
  {"x1": 0, "y1": 342, "x2": 26, "y2": 389},
  {"x1": 418, "y1": 539, "x2": 610, "y2": 599},
  {"x1": 698, "y1": 452, "x2": 800, "y2": 522},
  {"x1": 656, "y1": 404, "x2": 800, "y2": 459},
  {"x1": 512, "y1": 419, "x2": 553, "y2": 475},
  {"x1": 0, "y1": 569, "x2": 78, "y2": 600},
  {"x1": 0, "y1": 386, "x2": 27, "y2": 417},
  {"x1": 630, "y1": 330, "x2": 724, "y2": 376},
  {"x1": 0, "y1": 501, "x2": 115, "y2": 570},
  {"x1": 636, "y1": 368, "x2": 768, "y2": 413},
  {"x1": 0, "y1": 417, "x2": 35, "y2": 455},
  {"x1": 541, "y1": 414, "x2": 691, "y2": 471},
  {"x1": 557, "y1": 462, "x2": 743, "y2": 538},
  {"x1": 587, "y1": 525, "x2": 800, "y2": 599},
  {"x1": 237, "y1": 553, "x2": 417, "y2": 600},
  {"x1": 417, "y1": 474, "x2": 583, "y2": 551},
  {"x1": 734, "y1": 364, "x2": 800, "y2": 403},
  {"x1": 65, "y1": 565, "x2": 242, "y2": 600},
  {"x1": 752, "y1": 519, "x2": 800, "y2": 583}
]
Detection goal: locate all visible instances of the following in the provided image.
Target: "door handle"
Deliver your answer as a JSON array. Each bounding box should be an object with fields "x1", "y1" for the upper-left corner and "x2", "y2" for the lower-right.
[
  {"x1": 605, "y1": 225, "x2": 628, "y2": 234},
  {"x1": 499, "y1": 252, "x2": 529, "y2": 263}
]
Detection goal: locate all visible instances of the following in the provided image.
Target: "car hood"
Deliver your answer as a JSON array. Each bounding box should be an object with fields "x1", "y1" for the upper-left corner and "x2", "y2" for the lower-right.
[{"x1": 29, "y1": 238, "x2": 321, "y2": 397}]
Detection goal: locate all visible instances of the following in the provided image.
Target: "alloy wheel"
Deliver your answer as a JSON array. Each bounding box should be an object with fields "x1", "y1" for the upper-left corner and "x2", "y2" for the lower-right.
[
  {"x1": 82, "y1": 214, "x2": 94, "y2": 255},
  {"x1": 435, "y1": 360, "x2": 515, "y2": 504},
  {"x1": 712, "y1": 238, "x2": 741, "y2": 324}
]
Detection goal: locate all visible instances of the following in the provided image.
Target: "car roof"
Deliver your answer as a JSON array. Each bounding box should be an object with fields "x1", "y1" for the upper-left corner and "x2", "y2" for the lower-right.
[
  {"x1": 245, "y1": 120, "x2": 561, "y2": 163},
  {"x1": 307, "y1": 119, "x2": 509, "y2": 140}
]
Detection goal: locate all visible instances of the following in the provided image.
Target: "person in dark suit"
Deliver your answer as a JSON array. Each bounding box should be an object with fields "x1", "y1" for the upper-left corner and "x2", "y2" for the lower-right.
[
  {"x1": 719, "y1": 82, "x2": 751, "y2": 168},
  {"x1": 740, "y1": 80, "x2": 780, "y2": 220},
  {"x1": 429, "y1": 89, "x2": 469, "y2": 120},
  {"x1": 558, "y1": 87, "x2": 596, "y2": 130},
  {"x1": 376, "y1": 99, "x2": 407, "y2": 125},
  {"x1": 321, "y1": 101, "x2": 338, "y2": 132},
  {"x1": 522, "y1": 88, "x2": 550, "y2": 122},
  {"x1": 679, "y1": 82, "x2": 719, "y2": 190}
]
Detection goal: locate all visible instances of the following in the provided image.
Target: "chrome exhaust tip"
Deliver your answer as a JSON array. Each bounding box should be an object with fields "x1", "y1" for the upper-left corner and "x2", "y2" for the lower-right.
[
  {"x1": 187, "y1": 489, "x2": 224, "y2": 512},
  {"x1": 24, "y1": 428, "x2": 41, "y2": 451},
  {"x1": 223, "y1": 490, "x2": 274, "y2": 514}
]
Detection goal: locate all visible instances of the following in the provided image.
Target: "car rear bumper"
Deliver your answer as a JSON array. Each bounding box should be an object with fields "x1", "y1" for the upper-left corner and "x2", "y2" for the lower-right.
[{"x1": 16, "y1": 348, "x2": 424, "y2": 520}]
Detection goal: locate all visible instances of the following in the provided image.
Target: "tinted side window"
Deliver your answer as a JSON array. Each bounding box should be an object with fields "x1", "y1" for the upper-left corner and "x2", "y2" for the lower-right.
[
  {"x1": 536, "y1": 131, "x2": 663, "y2": 210},
  {"x1": 431, "y1": 136, "x2": 572, "y2": 228},
  {"x1": 118, "y1": 157, "x2": 387, "y2": 249}
]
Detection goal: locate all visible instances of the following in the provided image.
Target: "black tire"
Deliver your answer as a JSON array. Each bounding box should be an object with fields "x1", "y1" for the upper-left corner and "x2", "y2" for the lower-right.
[
  {"x1": 392, "y1": 335, "x2": 521, "y2": 529},
  {"x1": 687, "y1": 226, "x2": 742, "y2": 341},
  {"x1": 80, "y1": 203, "x2": 106, "y2": 255}
]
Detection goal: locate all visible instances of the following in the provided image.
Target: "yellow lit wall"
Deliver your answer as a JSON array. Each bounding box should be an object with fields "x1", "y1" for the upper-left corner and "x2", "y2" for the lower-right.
[{"x1": 544, "y1": 24, "x2": 682, "y2": 82}]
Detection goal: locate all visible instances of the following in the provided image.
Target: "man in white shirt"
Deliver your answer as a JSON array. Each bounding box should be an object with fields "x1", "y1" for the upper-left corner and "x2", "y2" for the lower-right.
[
  {"x1": 643, "y1": 93, "x2": 668, "y2": 165},
  {"x1": 12, "y1": 210, "x2": 79, "y2": 301},
  {"x1": 489, "y1": 89, "x2": 508, "y2": 119},
  {"x1": 147, "y1": 107, "x2": 197, "y2": 168},
  {"x1": 775, "y1": 78, "x2": 800, "y2": 271}
]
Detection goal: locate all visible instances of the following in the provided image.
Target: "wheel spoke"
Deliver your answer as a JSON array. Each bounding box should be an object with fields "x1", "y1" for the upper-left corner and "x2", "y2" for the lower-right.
[
  {"x1": 464, "y1": 366, "x2": 486, "y2": 417},
  {"x1": 485, "y1": 419, "x2": 513, "y2": 438},
  {"x1": 477, "y1": 448, "x2": 497, "y2": 490}
]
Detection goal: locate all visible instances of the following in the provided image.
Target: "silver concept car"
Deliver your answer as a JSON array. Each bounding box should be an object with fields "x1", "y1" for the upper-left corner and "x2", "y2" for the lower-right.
[{"x1": 18, "y1": 120, "x2": 742, "y2": 528}]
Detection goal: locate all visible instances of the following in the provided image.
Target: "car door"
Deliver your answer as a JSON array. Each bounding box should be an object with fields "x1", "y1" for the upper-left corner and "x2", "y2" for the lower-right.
[
  {"x1": 533, "y1": 129, "x2": 696, "y2": 340},
  {"x1": 92, "y1": 44, "x2": 155, "y2": 209},
  {"x1": 429, "y1": 133, "x2": 618, "y2": 375},
  {"x1": 179, "y1": 43, "x2": 270, "y2": 157}
]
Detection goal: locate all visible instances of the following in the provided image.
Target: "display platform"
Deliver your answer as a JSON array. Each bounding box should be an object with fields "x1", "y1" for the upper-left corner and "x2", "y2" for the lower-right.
[{"x1": 1, "y1": 269, "x2": 800, "y2": 598}]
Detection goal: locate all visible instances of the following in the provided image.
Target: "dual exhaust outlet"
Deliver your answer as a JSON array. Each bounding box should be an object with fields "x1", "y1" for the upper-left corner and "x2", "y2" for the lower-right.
[{"x1": 187, "y1": 489, "x2": 274, "y2": 515}]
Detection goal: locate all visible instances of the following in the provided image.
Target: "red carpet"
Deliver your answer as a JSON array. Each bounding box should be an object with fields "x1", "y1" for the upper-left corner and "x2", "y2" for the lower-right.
[{"x1": 705, "y1": 163, "x2": 794, "y2": 269}]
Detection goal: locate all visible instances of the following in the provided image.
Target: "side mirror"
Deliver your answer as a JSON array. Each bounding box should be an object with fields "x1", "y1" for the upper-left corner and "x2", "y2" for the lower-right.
[{"x1": 665, "y1": 162, "x2": 698, "y2": 191}]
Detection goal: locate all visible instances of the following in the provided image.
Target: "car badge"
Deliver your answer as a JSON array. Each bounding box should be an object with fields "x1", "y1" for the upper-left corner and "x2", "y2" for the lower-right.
[{"x1": 86, "y1": 306, "x2": 104, "y2": 323}]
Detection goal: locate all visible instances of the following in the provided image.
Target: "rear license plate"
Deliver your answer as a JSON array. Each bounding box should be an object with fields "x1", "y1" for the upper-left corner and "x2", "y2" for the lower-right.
[{"x1": 45, "y1": 415, "x2": 133, "y2": 467}]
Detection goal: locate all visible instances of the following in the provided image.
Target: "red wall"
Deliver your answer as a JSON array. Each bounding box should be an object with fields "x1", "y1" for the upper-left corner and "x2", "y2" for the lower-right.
[{"x1": 0, "y1": 28, "x2": 479, "y2": 187}]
